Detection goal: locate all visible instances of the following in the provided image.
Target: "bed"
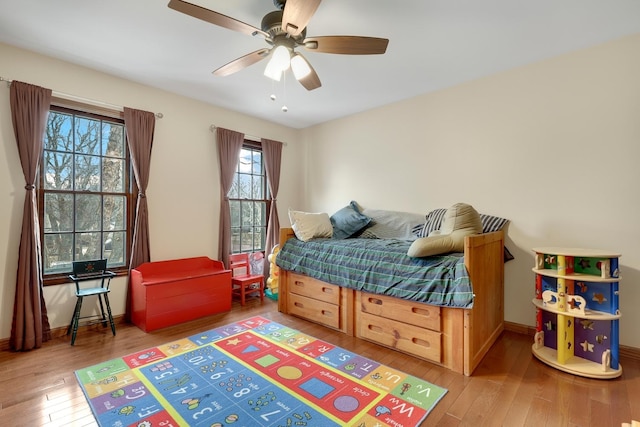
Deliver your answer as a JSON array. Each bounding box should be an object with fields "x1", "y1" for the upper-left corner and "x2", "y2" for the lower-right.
[{"x1": 276, "y1": 215, "x2": 505, "y2": 376}]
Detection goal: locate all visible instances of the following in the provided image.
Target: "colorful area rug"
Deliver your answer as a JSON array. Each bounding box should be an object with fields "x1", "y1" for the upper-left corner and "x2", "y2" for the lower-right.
[{"x1": 75, "y1": 316, "x2": 447, "y2": 426}]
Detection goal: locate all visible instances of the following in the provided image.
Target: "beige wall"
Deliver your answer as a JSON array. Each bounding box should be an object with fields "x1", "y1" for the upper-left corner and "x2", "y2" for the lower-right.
[
  {"x1": 0, "y1": 43, "x2": 305, "y2": 339},
  {"x1": 301, "y1": 34, "x2": 640, "y2": 348},
  {"x1": 2, "y1": 33, "x2": 639, "y2": 350}
]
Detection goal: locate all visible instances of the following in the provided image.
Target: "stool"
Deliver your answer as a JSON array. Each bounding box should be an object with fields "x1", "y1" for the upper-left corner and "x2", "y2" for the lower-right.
[
  {"x1": 66, "y1": 259, "x2": 116, "y2": 345},
  {"x1": 229, "y1": 253, "x2": 264, "y2": 306}
]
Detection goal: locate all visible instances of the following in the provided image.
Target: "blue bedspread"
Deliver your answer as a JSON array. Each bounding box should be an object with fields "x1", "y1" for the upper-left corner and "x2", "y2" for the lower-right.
[{"x1": 276, "y1": 238, "x2": 474, "y2": 308}]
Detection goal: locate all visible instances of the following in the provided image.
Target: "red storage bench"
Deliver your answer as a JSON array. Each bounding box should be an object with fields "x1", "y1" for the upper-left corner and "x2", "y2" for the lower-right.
[{"x1": 130, "y1": 256, "x2": 231, "y2": 332}]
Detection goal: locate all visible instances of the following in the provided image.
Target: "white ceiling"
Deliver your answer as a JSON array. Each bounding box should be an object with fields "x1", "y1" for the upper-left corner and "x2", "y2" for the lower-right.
[{"x1": 1, "y1": 0, "x2": 639, "y2": 129}]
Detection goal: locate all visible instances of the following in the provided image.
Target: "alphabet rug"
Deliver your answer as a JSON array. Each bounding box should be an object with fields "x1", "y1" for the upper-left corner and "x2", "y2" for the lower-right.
[{"x1": 75, "y1": 316, "x2": 447, "y2": 426}]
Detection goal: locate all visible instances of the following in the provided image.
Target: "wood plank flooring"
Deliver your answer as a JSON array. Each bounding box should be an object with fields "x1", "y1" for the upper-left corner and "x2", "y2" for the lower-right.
[{"x1": 0, "y1": 298, "x2": 638, "y2": 426}]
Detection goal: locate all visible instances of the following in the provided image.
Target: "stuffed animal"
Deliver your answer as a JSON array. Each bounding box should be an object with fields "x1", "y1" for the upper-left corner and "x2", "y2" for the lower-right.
[
  {"x1": 407, "y1": 203, "x2": 482, "y2": 257},
  {"x1": 266, "y1": 244, "x2": 281, "y2": 296}
]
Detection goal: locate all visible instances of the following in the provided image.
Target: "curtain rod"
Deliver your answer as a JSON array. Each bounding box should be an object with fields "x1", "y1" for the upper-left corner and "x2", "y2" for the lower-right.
[
  {"x1": 209, "y1": 125, "x2": 287, "y2": 146},
  {"x1": 0, "y1": 76, "x2": 163, "y2": 119}
]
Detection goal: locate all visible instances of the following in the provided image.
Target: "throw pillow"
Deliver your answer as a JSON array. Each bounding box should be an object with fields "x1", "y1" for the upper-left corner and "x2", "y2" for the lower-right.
[
  {"x1": 330, "y1": 201, "x2": 372, "y2": 239},
  {"x1": 361, "y1": 208, "x2": 425, "y2": 240},
  {"x1": 288, "y1": 209, "x2": 333, "y2": 242},
  {"x1": 408, "y1": 203, "x2": 483, "y2": 257}
]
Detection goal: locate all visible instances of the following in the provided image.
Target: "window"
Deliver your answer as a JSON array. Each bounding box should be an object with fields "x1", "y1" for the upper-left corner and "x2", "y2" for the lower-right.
[
  {"x1": 229, "y1": 141, "x2": 269, "y2": 254},
  {"x1": 39, "y1": 106, "x2": 132, "y2": 283}
]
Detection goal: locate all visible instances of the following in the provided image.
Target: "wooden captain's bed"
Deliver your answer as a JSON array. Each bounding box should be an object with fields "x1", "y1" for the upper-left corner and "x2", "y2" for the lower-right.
[{"x1": 277, "y1": 227, "x2": 505, "y2": 376}]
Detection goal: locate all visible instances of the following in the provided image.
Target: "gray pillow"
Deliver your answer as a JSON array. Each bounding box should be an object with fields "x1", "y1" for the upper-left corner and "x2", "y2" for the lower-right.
[{"x1": 361, "y1": 208, "x2": 425, "y2": 240}]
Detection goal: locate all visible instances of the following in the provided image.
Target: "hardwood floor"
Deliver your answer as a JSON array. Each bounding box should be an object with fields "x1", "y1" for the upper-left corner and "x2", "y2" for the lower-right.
[{"x1": 0, "y1": 298, "x2": 638, "y2": 426}]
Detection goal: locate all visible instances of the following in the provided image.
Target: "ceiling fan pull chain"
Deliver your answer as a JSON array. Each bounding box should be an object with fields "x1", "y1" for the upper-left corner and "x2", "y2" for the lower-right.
[{"x1": 282, "y1": 72, "x2": 288, "y2": 113}]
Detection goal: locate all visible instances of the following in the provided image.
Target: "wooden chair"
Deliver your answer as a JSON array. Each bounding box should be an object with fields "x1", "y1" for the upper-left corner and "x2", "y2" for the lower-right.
[
  {"x1": 229, "y1": 253, "x2": 264, "y2": 306},
  {"x1": 66, "y1": 259, "x2": 116, "y2": 345}
]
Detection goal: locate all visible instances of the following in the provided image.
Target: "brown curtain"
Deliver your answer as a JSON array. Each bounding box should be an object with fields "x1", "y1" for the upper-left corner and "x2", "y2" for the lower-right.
[
  {"x1": 216, "y1": 128, "x2": 244, "y2": 268},
  {"x1": 9, "y1": 81, "x2": 52, "y2": 351},
  {"x1": 261, "y1": 138, "x2": 283, "y2": 275},
  {"x1": 124, "y1": 107, "x2": 155, "y2": 321}
]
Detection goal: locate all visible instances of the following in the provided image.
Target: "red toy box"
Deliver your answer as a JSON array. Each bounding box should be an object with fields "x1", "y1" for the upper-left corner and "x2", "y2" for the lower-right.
[{"x1": 130, "y1": 256, "x2": 231, "y2": 332}]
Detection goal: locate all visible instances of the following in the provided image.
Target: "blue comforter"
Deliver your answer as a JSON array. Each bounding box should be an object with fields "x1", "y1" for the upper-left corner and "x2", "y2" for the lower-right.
[{"x1": 276, "y1": 238, "x2": 474, "y2": 308}]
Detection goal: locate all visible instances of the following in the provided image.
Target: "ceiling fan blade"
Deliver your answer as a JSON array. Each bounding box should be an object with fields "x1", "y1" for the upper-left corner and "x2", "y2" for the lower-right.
[
  {"x1": 303, "y1": 36, "x2": 389, "y2": 55},
  {"x1": 282, "y1": 0, "x2": 322, "y2": 36},
  {"x1": 168, "y1": 0, "x2": 269, "y2": 38},
  {"x1": 293, "y1": 54, "x2": 321, "y2": 91},
  {"x1": 213, "y1": 48, "x2": 270, "y2": 76}
]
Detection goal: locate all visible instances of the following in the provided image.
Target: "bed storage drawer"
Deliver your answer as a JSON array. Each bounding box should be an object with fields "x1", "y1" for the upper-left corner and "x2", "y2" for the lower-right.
[
  {"x1": 360, "y1": 292, "x2": 441, "y2": 332},
  {"x1": 358, "y1": 311, "x2": 442, "y2": 363},
  {"x1": 288, "y1": 292, "x2": 340, "y2": 329},
  {"x1": 289, "y1": 273, "x2": 340, "y2": 305}
]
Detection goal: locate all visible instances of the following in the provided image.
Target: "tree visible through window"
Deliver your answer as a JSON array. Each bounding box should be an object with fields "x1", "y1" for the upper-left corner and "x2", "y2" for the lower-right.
[
  {"x1": 39, "y1": 106, "x2": 131, "y2": 281},
  {"x1": 229, "y1": 142, "x2": 269, "y2": 254}
]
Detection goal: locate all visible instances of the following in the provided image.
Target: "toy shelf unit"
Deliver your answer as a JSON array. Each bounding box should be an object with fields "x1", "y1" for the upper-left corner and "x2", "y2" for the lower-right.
[{"x1": 531, "y1": 247, "x2": 622, "y2": 379}]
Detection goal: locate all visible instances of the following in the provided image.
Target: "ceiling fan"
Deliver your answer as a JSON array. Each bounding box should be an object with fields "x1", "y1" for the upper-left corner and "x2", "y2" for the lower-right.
[{"x1": 167, "y1": 0, "x2": 389, "y2": 91}]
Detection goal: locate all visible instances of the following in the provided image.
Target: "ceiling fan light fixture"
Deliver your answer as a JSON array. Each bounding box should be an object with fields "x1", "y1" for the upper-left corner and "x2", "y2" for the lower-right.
[
  {"x1": 264, "y1": 45, "x2": 290, "y2": 81},
  {"x1": 290, "y1": 53, "x2": 311, "y2": 79}
]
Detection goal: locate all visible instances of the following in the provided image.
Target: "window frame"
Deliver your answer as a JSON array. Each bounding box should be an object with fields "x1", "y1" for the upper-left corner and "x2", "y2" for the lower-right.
[
  {"x1": 228, "y1": 139, "x2": 270, "y2": 255},
  {"x1": 39, "y1": 105, "x2": 135, "y2": 286}
]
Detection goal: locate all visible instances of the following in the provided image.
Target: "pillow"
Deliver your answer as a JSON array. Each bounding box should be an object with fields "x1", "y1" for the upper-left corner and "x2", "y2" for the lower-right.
[
  {"x1": 360, "y1": 208, "x2": 425, "y2": 240},
  {"x1": 288, "y1": 209, "x2": 333, "y2": 242},
  {"x1": 420, "y1": 209, "x2": 510, "y2": 236},
  {"x1": 418, "y1": 208, "x2": 447, "y2": 238},
  {"x1": 408, "y1": 203, "x2": 482, "y2": 257},
  {"x1": 479, "y1": 214, "x2": 510, "y2": 233},
  {"x1": 330, "y1": 201, "x2": 372, "y2": 239}
]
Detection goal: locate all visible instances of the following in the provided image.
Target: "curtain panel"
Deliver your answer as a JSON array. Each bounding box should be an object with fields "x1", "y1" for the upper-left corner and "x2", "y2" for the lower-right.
[
  {"x1": 216, "y1": 128, "x2": 244, "y2": 269},
  {"x1": 9, "y1": 81, "x2": 52, "y2": 351},
  {"x1": 124, "y1": 107, "x2": 155, "y2": 321},
  {"x1": 261, "y1": 138, "x2": 283, "y2": 276}
]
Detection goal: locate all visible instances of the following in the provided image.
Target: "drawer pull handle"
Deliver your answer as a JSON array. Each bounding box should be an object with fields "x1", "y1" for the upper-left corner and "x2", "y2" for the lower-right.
[
  {"x1": 294, "y1": 302, "x2": 305, "y2": 309},
  {"x1": 294, "y1": 281, "x2": 305, "y2": 287},
  {"x1": 367, "y1": 324, "x2": 383, "y2": 333},
  {"x1": 322, "y1": 287, "x2": 334, "y2": 294},
  {"x1": 412, "y1": 337, "x2": 430, "y2": 348},
  {"x1": 368, "y1": 297, "x2": 383, "y2": 305},
  {"x1": 321, "y1": 310, "x2": 333, "y2": 317},
  {"x1": 412, "y1": 307, "x2": 431, "y2": 316}
]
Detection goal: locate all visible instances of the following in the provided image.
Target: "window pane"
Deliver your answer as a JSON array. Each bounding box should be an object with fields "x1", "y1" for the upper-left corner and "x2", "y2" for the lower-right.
[
  {"x1": 44, "y1": 233, "x2": 73, "y2": 274},
  {"x1": 104, "y1": 231, "x2": 125, "y2": 266},
  {"x1": 76, "y1": 232, "x2": 101, "y2": 260},
  {"x1": 103, "y1": 195, "x2": 125, "y2": 230},
  {"x1": 102, "y1": 122, "x2": 124, "y2": 157},
  {"x1": 238, "y1": 174, "x2": 251, "y2": 199},
  {"x1": 75, "y1": 154, "x2": 101, "y2": 191},
  {"x1": 43, "y1": 151, "x2": 72, "y2": 190},
  {"x1": 252, "y1": 150, "x2": 262, "y2": 174},
  {"x1": 44, "y1": 193, "x2": 73, "y2": 233},
  {"x1": 239, "y1": 149, "x2": 251, "y2": 172},
  {"x1": 230, "y1": 200, "x2": 240, "y2": 227},
  {"x1": 102, "y1": 157, "x2": 124, "y2": 192},
  {"x1": 74, "y1": 117, "x2": 100, "y2": 155},
  {"x1": 252, "y1": 175, "x2": 264, "y2": 199},
  {"x1": 240, "y1": 201, "x2": 254, "y2": 226},
  {"x1": 44, "y1": 112, "x2": 72, "y2": 152},
  {"x1": 228, "y1": 177, "x2": 239, "y2": 198},
  {"x1": 231, "y1": 227, "x2": 240, "y2": 253},
  {"x1": 75, "y1": 194, "x2": 101, "y2": 232}
]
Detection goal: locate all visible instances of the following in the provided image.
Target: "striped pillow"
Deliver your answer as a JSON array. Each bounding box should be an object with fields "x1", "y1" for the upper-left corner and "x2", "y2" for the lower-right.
[
  {"x1": 480, "y1": 214, "x2": 509, "y2": 234},
  {"x1": 420, "y1": 208, "x2": 509, "y2": 236},
  {"x1": 418, "y1": 208, "x2": 447, "y2": 238}
]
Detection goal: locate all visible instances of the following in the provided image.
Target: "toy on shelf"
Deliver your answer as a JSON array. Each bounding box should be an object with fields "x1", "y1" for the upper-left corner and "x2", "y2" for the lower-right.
[
  {"x1": 266, "y1": 244, "x2": 280, "y2": 301},
  {"x1": 531, "y1": 247, "x2": 622, "y2": 379}
]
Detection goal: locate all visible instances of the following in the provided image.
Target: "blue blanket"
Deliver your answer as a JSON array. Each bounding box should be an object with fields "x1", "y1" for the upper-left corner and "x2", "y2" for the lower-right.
[{"x1": 276, "y1": 238, "x2": 474, "y2": 308}]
